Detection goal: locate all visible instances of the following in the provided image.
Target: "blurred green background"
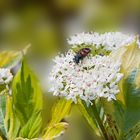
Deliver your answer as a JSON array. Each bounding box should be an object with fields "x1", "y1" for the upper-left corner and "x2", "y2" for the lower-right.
[{"x1": 0, "y1": 0, "x2": 140, "y2": 140}]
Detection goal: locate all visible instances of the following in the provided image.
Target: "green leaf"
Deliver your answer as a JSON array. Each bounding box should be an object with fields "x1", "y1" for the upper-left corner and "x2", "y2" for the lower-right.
[
  {"x1": 110, "y1": 39, "x2": 140, "y2": 101},
  {"x1": 48, "y1": 98, "x2": 72, "y2": 127},
  {"x1": 0, "y1": 51, "x2": 22, "y2": 68},
  {"x1": 0, "y1": 96, "x2": 7, "y2": 139},
  {"x1": 77, "y1": 99, "x2": 100, "y2": 136},
  {"x1": 111, "y1": 39, "x2": 140, "y2": 84},
  {"x1": 0, "y1": 44, "x2": 30, "y2": 68},
  {"x1": 112, "y1": 100, "x2": 124, "y2": 133},
  {"x1": 121, "y1": 70, "x2": 140, "y2": 132},
  {"x1": 19, "y1": 111, "x2": 42, "y2": 138},
  {"x1": 102, "y1": 70, "x2": 140, "y2": 140},
  {"x1": 5, "y1": 96, "x2": 20, "y2": 140},
  {"x1": 43, "y1": 122, "x2": 68, "y2": 139},
  {"x1": 113, "y1": 69, "x2": 140, "y2": 140},
  {"x1": 110, "y1": 37, "x2": 140, "y2": 139},
  {"x1": 12, "y1": 59, "x2": 42, "y2": 138},
  {"x1": 123, "y1": 120, "x2": 140, "y2": 140},
  {"x1": 42, "y1": 98, "x2": 71, "y2": 139},
  {"x1": 120, "y1": 41, "x2": 140, "y2": 76}
]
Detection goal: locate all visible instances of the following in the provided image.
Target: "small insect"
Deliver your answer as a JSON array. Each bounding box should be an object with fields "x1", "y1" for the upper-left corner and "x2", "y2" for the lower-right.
[{"x1": 73, "y1": 48, "x2": 91, "y2": 64}]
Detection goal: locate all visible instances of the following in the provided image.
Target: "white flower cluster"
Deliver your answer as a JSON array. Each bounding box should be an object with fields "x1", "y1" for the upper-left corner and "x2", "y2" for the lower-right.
[
  {"x1": 49, "y1": 50, "x2": 123, "y2": 105},
  {"x1": 0, "y1": 68, "x2": 13, "y2": 84},
  {"x1": 67, "y1": 32, "x2": 135, "y2": 51}
]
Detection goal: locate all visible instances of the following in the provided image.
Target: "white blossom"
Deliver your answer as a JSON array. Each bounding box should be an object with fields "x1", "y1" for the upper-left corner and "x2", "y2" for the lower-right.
[
  {"x1": 0, "y1": 68, "x2": 13, "y2": 84},
  {"x1": 67, "y1": 32, "x2": 135, "y2": 51},
  {"x1": 49, "y1": 50, "x2": 123, "y2": 105}
]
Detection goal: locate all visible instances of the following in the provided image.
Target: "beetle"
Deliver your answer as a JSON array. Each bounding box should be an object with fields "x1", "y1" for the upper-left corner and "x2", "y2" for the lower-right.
[{"x1": 73, "y1": 48, "x2": 91, "y2": 64}]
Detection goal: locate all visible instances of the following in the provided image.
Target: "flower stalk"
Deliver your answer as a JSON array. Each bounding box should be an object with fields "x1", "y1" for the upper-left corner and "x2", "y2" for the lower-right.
[{"x1": 92, "y1": 101, "x2": 109, "y2": 140}]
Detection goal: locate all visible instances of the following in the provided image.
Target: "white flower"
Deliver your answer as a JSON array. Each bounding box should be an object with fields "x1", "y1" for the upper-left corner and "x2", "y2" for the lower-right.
[
  {"x1": 0, "y1": 68, "x2": 13, "y2": 84},
  {"x1": 67, "y1": 32, "x2": 135, "y2": 51},
  {"x1": 49, "y1": 50, "x2": 123, "y2": 105}
]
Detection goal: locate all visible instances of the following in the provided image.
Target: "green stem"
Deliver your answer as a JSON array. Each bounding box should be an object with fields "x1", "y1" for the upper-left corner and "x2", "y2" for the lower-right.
[{"x1": 92, "y1": 101, "x2": 109, "y2": 140}]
